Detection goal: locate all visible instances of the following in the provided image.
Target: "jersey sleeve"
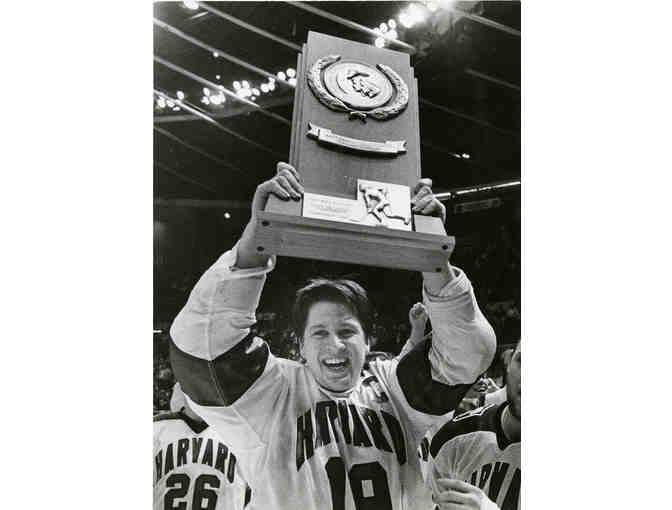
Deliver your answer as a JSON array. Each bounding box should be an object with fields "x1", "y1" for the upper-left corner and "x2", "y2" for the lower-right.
[
  {"x1": 169, "y1": 245, "x2": 288, "y2": 454},
  {"x1": 423, "y1": 267, "x2": 496, "y2": 386}
]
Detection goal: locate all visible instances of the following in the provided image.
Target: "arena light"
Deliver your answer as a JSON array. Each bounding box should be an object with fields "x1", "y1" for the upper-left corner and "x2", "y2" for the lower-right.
[
  {"x1": 286, "y1": 68, "x2": 296, "y2": 78},
  {"x1": 173, "y1": 106, "x2": 181, "y2": 111},
  {"x1": 176, "y1": 90, "x2": 185, "y2": 100},
  {"x1": 288, "y1": 77, "x2": 297, "y2": 85},
  {"x1": 268, "y1": 82, "x2": 276, "y2": 91},
  {"x1": 212, "y1": 51, "x2": 219, "y2": 58},
  {"x1": 277, "y1": 71, "x2": 286, "y2": 81},
  {"x1": 388, "y1": 19, "x2": 397, "y2": 29},
  {"x1": 210, "y1": 94, "x2": 222, "y2": 105},
  {"x1": 379, "y1": 22, "x2": 388, "y2": 33},
  {"x1": 385, "y1": 29, "x2": 398, "y2": 40},
  {"x1": 374, "y1": 37, "x2": 385, "y2": 48},
  {"x1": 462, "y1": 153, "x2": 470, "y2": 159},
  {"x1": 398, "y1": 13, "x2": 413, "y2": 28},
  {"x1": 216, "y1": 74, "x2": 221, "y2": 80},
  {"x1": 167, "y1": 100, "x2": 175, "y2": 108},
  {"x1": 202, "y1": 87, "x2": 210, "y2": 96},
  {"x1": 224, "y1": 212, "x2": 231, "y2": 219},
  {"x1": 260, "y1": 83, "x2": 269, "y2": 93},
  {"x1": 252, "y1": 88, "x2": 260, "y2": 96},
  {"x1": 157, "y1": 97, "x2": 166, "y2": 109},
  {"x1": 201, "y1": 96, "x2": 210, "y2": 105},
  {"x1": 241, "y1": 80, "x2": 249, "y2": 89},
  {"x1": 182, "y1": 0, "x2": 199, "y2": 10},
  {"x1": 233, "y1": 81, "x2": 241, "y2": 91}
]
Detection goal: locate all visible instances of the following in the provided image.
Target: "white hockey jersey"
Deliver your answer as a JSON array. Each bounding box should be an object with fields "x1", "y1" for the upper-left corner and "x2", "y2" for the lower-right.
[
  {"x1": 154, "y1": 411, "x2": 251, "y2": 510},
  {"x1": 169, "y1": 245, "x2": 496, "y2": 510},
  {"x1": 428, "y1": 403, "x2": 520, "y2": 510}
]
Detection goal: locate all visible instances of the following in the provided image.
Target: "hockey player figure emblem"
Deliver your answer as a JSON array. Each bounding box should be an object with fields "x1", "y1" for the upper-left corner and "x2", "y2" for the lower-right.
[{"x1": 357, "y1": 183, "x2": 411, "y2": 226}]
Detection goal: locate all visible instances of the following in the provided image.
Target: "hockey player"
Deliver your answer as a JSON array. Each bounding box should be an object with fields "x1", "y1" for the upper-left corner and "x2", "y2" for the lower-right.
[
  {"x1": 169, "y1": 162, "x2": 496, "y2": 510},
  {"x1": 428, "y1": 341, "x2": 521, "y2": 510},
  {"x1": 154, "y1": 383, "x2": 251, "y2": 510}
]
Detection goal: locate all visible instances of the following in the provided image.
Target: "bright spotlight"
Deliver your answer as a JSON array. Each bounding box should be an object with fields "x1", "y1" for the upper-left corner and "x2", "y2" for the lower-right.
[
  {"x1": 173, "y1": 106, "x2": 181, "y2": 111},
  {"x1": 288, "y1": 77, "x2": 297, "y2": 85},
  {"x1": 201, "y1": 96, "x2": 210, "y2": 105},
  {"x1": 242, "y1": 80, "x2": 250, "y2": 89},
  {"x1": 286, "y1": 68, "x2": 296, "y2": 78},
  {"x1": 398, "y1": 13, "x2": 413, "y2": 28},
  {"x1": 224, "y1": 212, "x2": 231, "y2": 219},
  {"x1": 176, "y1": 90, "x2": 185, "y2": 100},
  {"x1": 462, "y1": 153, "x2": 470, "y2": 159},
  {"x1": 261, "y1": 83, "x2": 269, "y2": 93},
  {"x1": 210, "y1": 95, "x2": 221, "y2": 105},
  {"x1": 183, "y1": 0, "x2": 199, "y2": 10},
  {"x1": 167, "y1": 100, "x2": 175, "y2": 108},
  {"x1": 385, "y1": 29, "x2": 398, "y2": 40},
  {"x1": 374, "y1": 37, "x2": 385, "y2": 48},
  {"x1": 156, "y1": 98, "x2": 166, "y2": 108},
  {"x1": 252, "y1": 88, "x2": 260, "y2": 96},
  {"x1": 233, "y1": 81, "x2": 241, "y2": 91},
  {"x1": 379, "y1": 22, "x2": 388, "y2": 33},
  {"x1": 407, "y1": 4, "x2": 427, "y2": 24},
  {"x1": 216, "y1": 74, "x2": 221, "y2": 80},
  {"x1": 203, "y1": 87, "x2": 210, "y2": 96},
  {"x1": 268, "y1": 82, "x2": 276, "y2": 91},
  {"x1": 277, "y1": 71, "x2": 286, "y2": 81},
  {"x1": 388, "y1": 19, "x2": 397, "y2": 29}
]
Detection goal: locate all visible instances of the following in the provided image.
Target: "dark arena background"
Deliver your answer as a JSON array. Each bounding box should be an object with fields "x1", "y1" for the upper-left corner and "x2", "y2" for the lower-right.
[{"x1": 153, "y1": 1, "x2": 520, "y2": 413}]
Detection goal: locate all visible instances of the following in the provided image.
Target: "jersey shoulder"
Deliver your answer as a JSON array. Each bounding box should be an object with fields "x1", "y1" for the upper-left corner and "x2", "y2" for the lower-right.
[
  {"x1": 153, "y1": 410, "x2": 209, "y2": 434},
  {"x1": 430, "y1": 403, "x2": 501, "y2": 457}
]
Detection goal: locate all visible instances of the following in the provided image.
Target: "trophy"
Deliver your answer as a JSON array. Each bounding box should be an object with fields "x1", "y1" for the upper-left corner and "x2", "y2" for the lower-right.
[{"x1": 252, "y1": 31, "x2": 454, "y2": 273}]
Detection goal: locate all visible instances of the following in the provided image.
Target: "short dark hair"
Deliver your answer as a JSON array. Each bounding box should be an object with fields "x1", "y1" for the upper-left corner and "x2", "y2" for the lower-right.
[{"x1": 291, "y1": 278, "x2": 373, "y2": 341}]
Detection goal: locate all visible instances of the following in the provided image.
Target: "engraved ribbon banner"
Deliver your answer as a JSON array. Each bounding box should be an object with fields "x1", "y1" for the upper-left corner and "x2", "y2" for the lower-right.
[{"x1": 307, "y1": 122, "x2": 407, "y2": 156}]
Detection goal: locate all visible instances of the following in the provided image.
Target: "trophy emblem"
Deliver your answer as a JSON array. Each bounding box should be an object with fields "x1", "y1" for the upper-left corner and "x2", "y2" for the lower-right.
[{"x1": 307, "y1": 55, "x2": 409, "y2": 121}]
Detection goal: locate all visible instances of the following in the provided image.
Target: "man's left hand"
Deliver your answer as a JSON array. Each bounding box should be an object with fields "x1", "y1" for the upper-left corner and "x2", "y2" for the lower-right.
[{"x1": 411, "y1": 178, "x2": 446, "y2": 223}]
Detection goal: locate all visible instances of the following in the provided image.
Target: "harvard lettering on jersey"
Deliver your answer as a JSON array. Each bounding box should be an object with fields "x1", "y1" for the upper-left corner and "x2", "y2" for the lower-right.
[
  {"x1": 429, "y1": 403, "x2": 520, "y2": 510},
  {"x1": 169, "y1": 245, "x2": 496, "y2": 510},
  {"x1": 153, "y1": 411, "x2": 251, "y2": 510}
]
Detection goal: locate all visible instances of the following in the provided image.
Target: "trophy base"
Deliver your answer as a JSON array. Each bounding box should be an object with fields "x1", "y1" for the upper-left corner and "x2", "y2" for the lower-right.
[{"x1": 252, "y1": 197, "x2": 454, "y2": 273}]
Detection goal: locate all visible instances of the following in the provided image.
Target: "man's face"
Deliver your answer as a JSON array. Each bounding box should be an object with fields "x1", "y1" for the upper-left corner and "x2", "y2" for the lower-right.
[
  {"x1": 505, "y1": 344, "x2": 522, "y2": 419},
  {"x1": 300, "y1": 301, "x2": 369, "y2": 392}
]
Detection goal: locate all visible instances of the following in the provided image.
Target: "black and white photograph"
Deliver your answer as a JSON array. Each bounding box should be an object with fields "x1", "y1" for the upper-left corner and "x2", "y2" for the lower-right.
[
  {"x1": 153, "y1": 2, "x2": 520, "y2": 509},
  {"x1": 6, "y1": 1, "x2": 672, "y2": 509}
]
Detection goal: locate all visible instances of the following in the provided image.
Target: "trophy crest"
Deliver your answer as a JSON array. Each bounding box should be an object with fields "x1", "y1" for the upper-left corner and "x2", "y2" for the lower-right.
[{"x1": 307, "y1": 55, "x2": 409, "y2": 121}]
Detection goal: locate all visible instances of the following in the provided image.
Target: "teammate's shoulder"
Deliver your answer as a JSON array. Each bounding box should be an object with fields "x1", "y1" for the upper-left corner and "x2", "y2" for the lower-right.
[
  {"x1": 430, "y1": 403, "x2": 501, "y2": 457},
  {"x1": 153, "y1": 411, "x2": 208, "y2": 434},
  {"x1": 153, "y1": 411, "x2": 183, "y2": 423}
]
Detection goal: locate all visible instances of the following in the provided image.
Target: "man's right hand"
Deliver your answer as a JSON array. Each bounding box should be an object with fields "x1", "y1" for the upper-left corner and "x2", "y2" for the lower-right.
[
  {"x1": 237, "y1": 162, "x2": 304, "y2": 269},
  {"x1": 250, "y1": 162, "x2": 304, "y2": 219}
]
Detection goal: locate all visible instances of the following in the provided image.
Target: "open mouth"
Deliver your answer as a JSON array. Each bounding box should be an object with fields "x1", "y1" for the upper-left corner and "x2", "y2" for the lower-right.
[{"x1": 322, "y1": 357, "x2": 349, "y2": 371}]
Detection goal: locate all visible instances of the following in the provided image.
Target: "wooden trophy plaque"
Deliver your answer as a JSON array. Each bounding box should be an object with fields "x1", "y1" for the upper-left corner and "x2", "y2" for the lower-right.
[{"x1": 253, "y1": 31, "x2": 455, "y2": 273}]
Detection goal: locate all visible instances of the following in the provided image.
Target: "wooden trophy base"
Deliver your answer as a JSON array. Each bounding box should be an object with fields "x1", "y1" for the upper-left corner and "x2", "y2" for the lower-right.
[{"x1": 252, "y1": 196, "x2": 455, "y2": 273}]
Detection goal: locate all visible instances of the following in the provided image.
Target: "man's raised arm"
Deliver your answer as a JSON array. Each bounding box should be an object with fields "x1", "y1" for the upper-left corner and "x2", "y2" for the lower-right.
[{"x1": 168, "y1": 164, "x2": 304, "y2": 448}]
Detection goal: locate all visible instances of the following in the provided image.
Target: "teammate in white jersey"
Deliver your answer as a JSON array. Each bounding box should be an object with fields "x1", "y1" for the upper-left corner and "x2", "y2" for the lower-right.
[
  {"x1": 154, "y1": 383, "x2": 251, "y2": 510},
  {"x1": 169, "y1": 163, "x2": 496, "y2": 510},
  {"x1": 428, "y1": 341, "x2": 521, "y2": 510}
]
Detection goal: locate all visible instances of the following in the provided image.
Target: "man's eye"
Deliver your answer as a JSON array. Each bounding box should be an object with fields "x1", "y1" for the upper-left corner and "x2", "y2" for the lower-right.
[
  {"x1": 339, "y1": 330, "x2": 356, "y2": 338},
  {"x1": 312, "y1": 330, "x2": 328, "y2": 338}
]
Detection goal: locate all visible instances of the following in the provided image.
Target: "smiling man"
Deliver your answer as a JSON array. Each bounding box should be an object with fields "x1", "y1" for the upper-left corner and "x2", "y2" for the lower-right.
[{"x1": 169, "y1": 163, "x2": 496, "y2": 510}]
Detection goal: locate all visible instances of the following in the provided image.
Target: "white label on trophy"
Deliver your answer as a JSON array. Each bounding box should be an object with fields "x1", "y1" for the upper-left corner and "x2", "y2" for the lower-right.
[
  {"x1": 302, "y1": 180, "x2": 412, "y2": 232},
  {"x1": 302, "y1": 193, "x2": 359, "y2": 223}
]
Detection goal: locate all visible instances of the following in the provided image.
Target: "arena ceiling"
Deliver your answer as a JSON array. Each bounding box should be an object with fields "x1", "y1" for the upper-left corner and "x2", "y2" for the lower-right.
[{"x1": 153, "y1": 1, "x2": 521, "y2": 207}]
